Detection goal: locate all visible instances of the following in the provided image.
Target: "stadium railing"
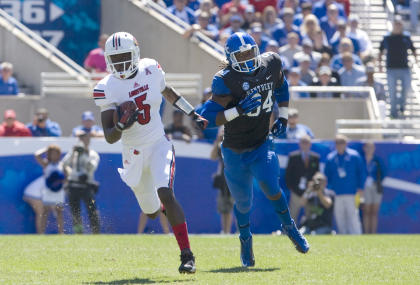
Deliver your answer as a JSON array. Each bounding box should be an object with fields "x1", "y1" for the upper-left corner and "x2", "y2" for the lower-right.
[
  {"x1": 0, "y1": 8, "x2": 89, "y2": 80},
  {"x1": 289, "y1": 86, "x2": 381, "y2": 120},
  {"x1": 40, "y1": 72, "x2": 203, "y2": 98},
  {"x1": 131, "y1": 0, "x2": 224, "y2": 55},
  {"x1": 336, "y1": 119, "x2": 420, "y2": 140}
]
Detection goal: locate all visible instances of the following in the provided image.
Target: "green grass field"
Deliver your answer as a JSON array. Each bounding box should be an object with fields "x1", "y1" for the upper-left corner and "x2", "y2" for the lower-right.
[{"x1": 0, "y1": 235, "x2": 419, "y2": 284}]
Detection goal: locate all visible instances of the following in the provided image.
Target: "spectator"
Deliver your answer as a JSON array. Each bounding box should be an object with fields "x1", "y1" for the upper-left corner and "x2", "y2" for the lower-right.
[
  {"x1": 168, "y1": 0, "x2": 196, "y2": 25},
  {"x1": 152, "y1": 0, "x2": 167, "y2": 8},
  {"x1": 0, "y1": 109, "x2": 31, "y2": 136},
  {"x1": 338, "y1": 52, "x2": 365, "y2": 87},
  {"x1": 296, "y1": 54, "x2": 316, "y2": 85},
  {"x1": 356, "y1": 62, "x2": 387, "y2": 101},
  {"x1": 241, "y1": 4, "x2": 256, "y2": 30},
  {"x1": 165, "y1": 110, "x2": 192, "y2": 142},
  {"x1": 320, "y1": 4, "x2": 344, "y2": 44},
  {"x1": 184, "y1": 11, "x2": 219, "y2": 41},
  {"x1": 284, "y1": 108, "x2": 314, "y2": 139},
  {"x1": 219, "y1": 0, "x2": 246, "y2": 27},
  {"x1": 324, "y1": 134, "x2": 365, "y2": 235},
  {"x1": 72, "y1": 111, "x2": 104, "y2": 138},
  {"x1": 195, "y1": 0, "x2": 218, "y2": 26},
  {"x1": 300, "y1": 38, "x2": 322, "y2": 70},
  {"x1": 313, "y1": 0, "x2": 346, "y2": 20},
  {"x1": 210, "y1": 127, "x2": 234, "y2": 234},
  {"x1": 218, "y1": 31, "x2": 231, "y2": 46},
  {"x1": 287, "y1": 67, "x2": 309, "y2": 98},
  {"x1": 293, "y1": 2, "x2": 313, "y2": 27},
  {"x1": 311, "y1": 66, "x2": 340, "y2": 98},
  {"x1": 362, "y1": 142, "x2": 386, "y2": 234},
  {"x1": 249, "y1": 0, "x2": 277, "y2": 13},
  {"x1": 330, "y1": 19, "x2": 360, "y2": 55},
  {"x1": 271, "y1": 8, "x2": 301, "y2": 47},
  {"x1": 262, "y1": 5, "x2": 282, "y2": 32},
  {"x1": 300, "y1": 172, "x2": 335, "y2": 234},
  {"x1": 347, "y1": 14, "x2": 372, "y2": 55},
  {"x1": 313, "y1": 28, "x2": 332, "y2": 57},
  {"x1": 285, "y1": 135, "x2": 320, "y2": 222},
  {"x1": 188, "y1": 0, "x2": 201, "y2": 10},
  {"x1": 26, "y1": 108, "x2": 62, "y2": 137},
  {"x1": 62, "y1": 131, "x2": 100, "y2": 234},
  {"x1": 330, "y1": 38, "x2": 362, "y2": 72},
  {"x1": 300, "y1": 14, "x2": 321, "y2": 43},
  {"x1": 221, "y1": 14, "x2": 245, "y2": 35},
  {"x1": 378, "y1": 16, "x2": 416, "y2": 118},
  {"x1": 249, "y1": 23, "x2": 270, "y2": 53},
  {"x1": 409, "y1": 0, "x2": 420, "y2": 33},
  {"x1": 336, "y1": 0, "x2": 350, "y2": 16},
  {"x1": 35, "y1": 145, "x2": 66, "y2": 234},
  {"x1": 0, "y1": 62, "x2": 19, "y2": 95},
  {"x1": 195, "y1": 87, "x2": 218, "y2": 142},
  {"x1": 279, "y1": 32, "x2": 302, "y2": 66},
  {"x1": 266, "y1": 40, "x2": 281, "y2": 54},
  {"x1": 84, "y1": 34, "x2": 108, "y2": 73}
]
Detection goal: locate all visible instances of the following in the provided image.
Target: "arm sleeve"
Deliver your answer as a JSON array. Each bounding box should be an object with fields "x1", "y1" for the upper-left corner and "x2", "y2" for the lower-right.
[
  {"x1": 274, "y1": 79, "x2": 290, "y2": 103},
  {"x1": 151, "y1": 59, "x2": 166, "y2": 92},
  {"x1": 197, "y1": 99, "x2": 225, "y2": 128},
  {"x1": 379, "y1": 37, "x2": 386, "y2": 52},
  {"x1": 93, "y1": 83, "x2": 116, "y2": 112}
]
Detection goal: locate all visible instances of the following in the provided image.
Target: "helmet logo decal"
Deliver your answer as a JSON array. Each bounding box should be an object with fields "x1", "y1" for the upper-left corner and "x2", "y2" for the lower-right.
[{"x1": 242, "y1": 82, "x2": 250, "y2": 91}]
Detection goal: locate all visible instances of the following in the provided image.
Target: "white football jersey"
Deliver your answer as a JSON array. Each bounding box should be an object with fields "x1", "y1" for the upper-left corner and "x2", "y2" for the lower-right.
[{"x1": 94, "y1": 58, "x2": 166, "y2": 146}]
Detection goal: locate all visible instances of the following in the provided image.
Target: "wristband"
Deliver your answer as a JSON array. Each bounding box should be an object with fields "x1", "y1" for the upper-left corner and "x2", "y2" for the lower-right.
[
  {"x1": 174, "y1": 96, "x2": 195, "y2": 116},
  {"x1": 278, "y1": 107, "x2": 289, "y2": 119},
  {"x1": 224, "y1": 107, "x2": 240, "y2": 122}
]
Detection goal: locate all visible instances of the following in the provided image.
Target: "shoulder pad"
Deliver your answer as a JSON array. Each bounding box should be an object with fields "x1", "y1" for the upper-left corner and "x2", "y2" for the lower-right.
[{"x1": 211, "y1": 73, "x2": 231, "y2": 97}]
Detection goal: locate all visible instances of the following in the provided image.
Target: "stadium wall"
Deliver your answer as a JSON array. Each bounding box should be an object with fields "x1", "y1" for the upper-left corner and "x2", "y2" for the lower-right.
[{"x1": 0, "y1": 138, "x2": 419, "y2": 234}]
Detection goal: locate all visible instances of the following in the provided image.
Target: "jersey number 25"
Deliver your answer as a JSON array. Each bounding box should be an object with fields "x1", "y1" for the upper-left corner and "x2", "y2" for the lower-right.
[
  {"x1": 247, "y1": 90, "x2": 274, "y2": 117},
  {"x1": 134, "y1": 94, "x2": 151, "y2": 124}
]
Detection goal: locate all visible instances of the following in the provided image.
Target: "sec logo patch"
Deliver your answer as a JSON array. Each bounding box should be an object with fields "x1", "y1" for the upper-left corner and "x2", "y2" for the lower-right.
[{"x1": 242, "y1": 82, "x2": 250, "y2": 91}]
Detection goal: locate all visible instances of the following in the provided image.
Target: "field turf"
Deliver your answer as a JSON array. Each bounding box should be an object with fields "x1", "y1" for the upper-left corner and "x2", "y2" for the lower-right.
[{"x1": 0, "y1": 235, "x2": 419, "y2": 284}]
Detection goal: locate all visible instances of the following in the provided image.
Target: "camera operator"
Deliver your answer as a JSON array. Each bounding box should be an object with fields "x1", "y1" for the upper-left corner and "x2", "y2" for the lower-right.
[
  {"x1": 300, "y1": 172, "x2": 335, "y2": 235},
  {"x1": 26, "y1": 108, "x2": 62, "y2": 137},
  {"x1": 62, "y1": 130, "x2": 100, "y2": 234}
]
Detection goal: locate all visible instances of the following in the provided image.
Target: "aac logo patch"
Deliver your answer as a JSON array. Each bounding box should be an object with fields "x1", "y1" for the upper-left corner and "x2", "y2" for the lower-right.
[{"x1": 242, "y1": 82, "x2": 250, "y2": 91}]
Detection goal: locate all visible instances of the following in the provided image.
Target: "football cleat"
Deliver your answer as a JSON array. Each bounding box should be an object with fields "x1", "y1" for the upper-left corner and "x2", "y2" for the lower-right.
[
  {"x1": 179, "y1": 248, "x2": 196, "y2": 274},
  {"x1": 282, "y1": 220, "x2": 310, "y2": 254},
  {"x1": 239, "y1": 236, "x2": 255, "y2": 267}
]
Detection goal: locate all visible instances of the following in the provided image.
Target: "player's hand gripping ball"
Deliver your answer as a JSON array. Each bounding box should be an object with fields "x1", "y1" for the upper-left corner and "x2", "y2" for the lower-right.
[
  {"x1": 114, "y1": 101, "x2": 139, "y2": 131},
  {"x1": 271, "y1": 117, "x2": 288, "y2": 137}
]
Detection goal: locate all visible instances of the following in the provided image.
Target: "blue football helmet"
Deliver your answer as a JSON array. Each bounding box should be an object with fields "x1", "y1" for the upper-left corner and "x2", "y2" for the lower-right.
[{"x1": 225, "y1": 32, "x2": 261, "y2": 73}]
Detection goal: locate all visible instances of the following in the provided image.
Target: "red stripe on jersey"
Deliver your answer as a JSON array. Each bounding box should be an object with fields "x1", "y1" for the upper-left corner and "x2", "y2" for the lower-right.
[{"x1": 93, "y1": 92, "x2": 105, "y2": 98}]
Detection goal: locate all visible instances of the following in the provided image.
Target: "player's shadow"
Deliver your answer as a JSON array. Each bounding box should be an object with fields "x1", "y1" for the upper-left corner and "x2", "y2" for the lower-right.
[
  {"x1": 87, "y1": 277, "x2": 194, "y2": 284},
  {"x1": 207, "y1": 266, "x2": 280, "y2": 274}
]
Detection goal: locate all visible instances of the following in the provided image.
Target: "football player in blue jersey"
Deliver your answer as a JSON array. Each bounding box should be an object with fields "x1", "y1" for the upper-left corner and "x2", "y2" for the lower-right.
[{"x1": 198, "y1": 32, "x2": 310, "y2": 267}]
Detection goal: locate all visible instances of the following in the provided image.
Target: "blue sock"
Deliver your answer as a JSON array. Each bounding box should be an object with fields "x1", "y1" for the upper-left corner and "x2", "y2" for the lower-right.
[
  {"x1": 269, "y1": 190, "x2": 293, "y2": 226},
  {"x1": 234, "y1": 205, "x2": 251, "y2": 239}
]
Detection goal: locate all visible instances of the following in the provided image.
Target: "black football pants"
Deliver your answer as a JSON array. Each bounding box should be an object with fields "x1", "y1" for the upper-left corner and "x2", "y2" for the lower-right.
[{"x1": 68, "y1": 185, "x2": 100, "y2": 234}]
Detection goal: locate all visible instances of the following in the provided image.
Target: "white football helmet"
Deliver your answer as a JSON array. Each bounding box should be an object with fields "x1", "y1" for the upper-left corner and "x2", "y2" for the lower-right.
[{"x1": 104, "y1": 32, "x2": 140, "y2": 79}]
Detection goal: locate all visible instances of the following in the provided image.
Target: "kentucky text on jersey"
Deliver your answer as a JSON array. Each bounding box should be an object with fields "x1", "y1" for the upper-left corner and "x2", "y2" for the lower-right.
[{"x1": 246, "y1": 82, "x2": 274, "y2": 95}]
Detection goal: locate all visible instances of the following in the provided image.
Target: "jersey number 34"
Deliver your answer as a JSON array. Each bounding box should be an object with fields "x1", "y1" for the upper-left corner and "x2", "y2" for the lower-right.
[
  {"x1": 134, "y1": 94, "x2": 151, "y2": 124},
  {"x1": 247, "y1": 90, "x2": 274, "y2": 117}
]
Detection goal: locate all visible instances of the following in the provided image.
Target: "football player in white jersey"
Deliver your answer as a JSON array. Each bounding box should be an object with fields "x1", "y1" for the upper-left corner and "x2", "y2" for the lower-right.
[{"x1": 93, "y1": 32, "x2": 207, "y2": 274}]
